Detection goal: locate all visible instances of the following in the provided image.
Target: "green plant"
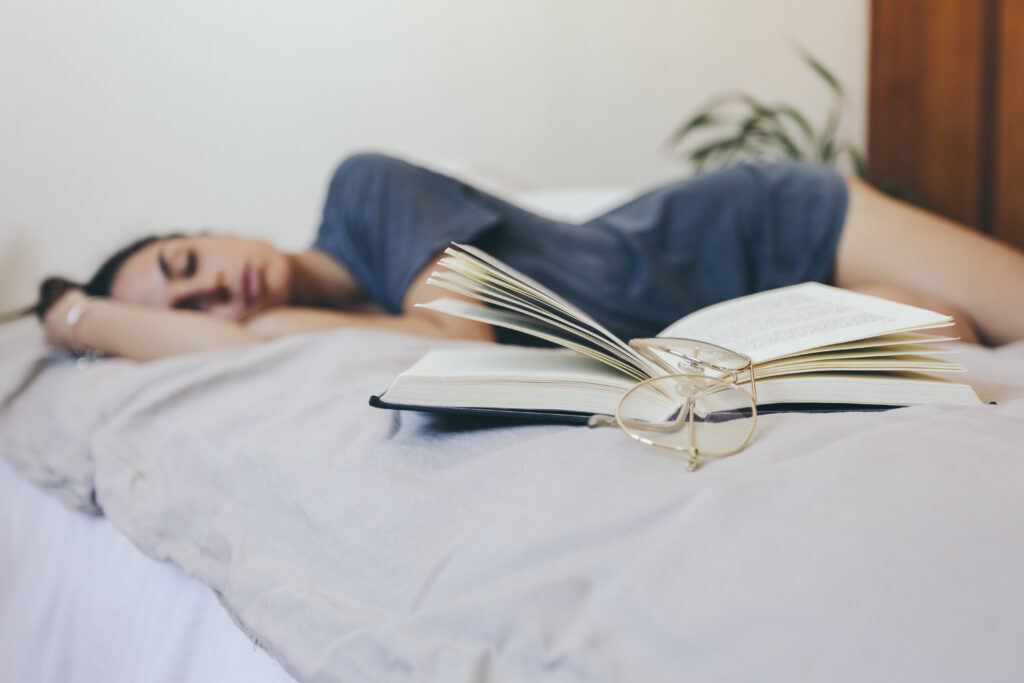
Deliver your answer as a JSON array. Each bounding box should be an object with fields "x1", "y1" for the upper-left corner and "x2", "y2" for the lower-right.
[{"x1": 667, "y1": 47, "x2": 866, "y2": 177}]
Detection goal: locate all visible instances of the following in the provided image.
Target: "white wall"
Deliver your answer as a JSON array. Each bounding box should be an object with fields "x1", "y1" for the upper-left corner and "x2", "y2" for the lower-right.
[{"x1": 0, "y1": 0, "x2": 868, "y2": 311}]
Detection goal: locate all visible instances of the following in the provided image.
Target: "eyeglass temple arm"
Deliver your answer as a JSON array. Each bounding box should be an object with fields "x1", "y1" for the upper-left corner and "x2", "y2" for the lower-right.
[
  {"x1": 617, "y1": 399, "x2": 695, "y2": 434},
  {"x1": 587, "y1": 400, "x2": 694, "y2": 434}
]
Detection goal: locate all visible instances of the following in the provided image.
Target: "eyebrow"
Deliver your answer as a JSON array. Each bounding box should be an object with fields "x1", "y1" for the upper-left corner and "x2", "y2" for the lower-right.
[{"x1": 157, "y1": 250, "x2": 171, "y2": 280}]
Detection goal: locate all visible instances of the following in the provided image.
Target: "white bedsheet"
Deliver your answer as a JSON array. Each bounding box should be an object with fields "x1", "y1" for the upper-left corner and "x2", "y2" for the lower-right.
[
  {"x1": 0, "y1": 458, "x2": 296, "y2": 683},
  {"x1": 3, "y1": 319, "x2": 1024, "y2": 682}
]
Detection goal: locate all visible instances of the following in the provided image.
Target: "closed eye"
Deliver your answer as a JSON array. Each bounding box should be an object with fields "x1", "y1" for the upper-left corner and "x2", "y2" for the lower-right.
[
  {"x1": 175, "y1": 297, "x2": 202, "y2": 311},
  {"x1": 183, "y1": 249, "x2": 197, "y2": 278},
  {"x1": 158, "y1": 247, "x2": 198, "y2": 280}
]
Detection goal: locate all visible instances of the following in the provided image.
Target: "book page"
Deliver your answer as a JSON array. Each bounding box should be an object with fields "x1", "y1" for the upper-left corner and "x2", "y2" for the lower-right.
[
  {"x1": 380, "y1": 347, "x2": 636, "y2": 415},
  {"x1": 450, "y1": 244, "x2": 619, "y2": 337},
  {"x1": 393, "y1": 346, "x2": 634, "y2": 384},
  {"x1": 752, "y1": 373, "x2": 981, "y2": 406},
  {"x1": 434, "y1": 245, "x2": 659, "y2": 376},
  {"x1": 785, "y1": 332, "x2": 958, "y2": 357},
  {"x1": 427, "y1": 270, "x2": 627, "y2": 356},
  {"x1": 657, "y1": 282, "x2": 953, "y2": 363},
  {"x1": 380, "y1": 348, "x2": 981, "y2": 412}
]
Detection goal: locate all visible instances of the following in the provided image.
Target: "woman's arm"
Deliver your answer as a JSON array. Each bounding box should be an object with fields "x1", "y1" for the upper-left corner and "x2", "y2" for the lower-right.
[
  {"x1": 834, "y1": 177, "x2": 1024, "y2": 344},
  {"x1": 44, "y1": 289, "x2": 261, "y2": 361},
  {"x1": 43, "y1": 254, "x2": 493, "y2": 361},
  {"x1": 244, "y1": 255, "x2": 495, "y2": 342},
  {"x1": 242, "y1": 306, "x2": 492, "y2": 341}
]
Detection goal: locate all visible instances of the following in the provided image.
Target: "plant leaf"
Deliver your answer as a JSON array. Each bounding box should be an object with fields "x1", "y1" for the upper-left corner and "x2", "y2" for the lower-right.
[
  {"x1": 736, "y1": 94, "x2": 783, "y2": 119},
  {"x1": 819, "y1": 138, "x2": 835, "y2": 163},
  {"x1": 794, "y1": 43, "x2": 844, "y2": 97},
  {"x1": 768, "y1": 129, "x2": 804, "y2": 159},
  {"x1": 666, "y1": 91, "x2": 758, "y2": 146},
  {"x1": 773, "y1": 105, "x2": 815, "y2": 145},
  {"x1": 839, "y1": 143, "x2": 867, "y2": 178},
  {"x1": 671, "y1": 49, "x2": 857, "y2": 173},
  {"x1": 735, "y1": 96, "x2": 816, "y2": 155},
  {"x1": 751, "y1": 116, "x2": 806, "y2": 159},
  {"x1": 688, "y1": 132, "x2": 757, "y2": 173},
  {"x1": 817, "y1": 105, "x2": 842, "y2": 160},
  {"x1": 689, "y1": 134, "x2": 743, "y2": 163},
  {"x1": 667, "y1": 111, "x2": 721, "y2": 145}
]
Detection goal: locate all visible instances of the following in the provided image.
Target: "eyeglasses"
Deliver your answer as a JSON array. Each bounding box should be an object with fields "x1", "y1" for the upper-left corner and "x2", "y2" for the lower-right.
[{"x1": 589, "y1": 338, "x2": 758, "y2": 471}]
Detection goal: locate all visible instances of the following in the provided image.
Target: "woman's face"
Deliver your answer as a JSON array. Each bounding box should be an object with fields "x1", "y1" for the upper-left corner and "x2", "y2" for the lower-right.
[{"x1": 111, "y1": 235, "x2": 293, "y2": 321}]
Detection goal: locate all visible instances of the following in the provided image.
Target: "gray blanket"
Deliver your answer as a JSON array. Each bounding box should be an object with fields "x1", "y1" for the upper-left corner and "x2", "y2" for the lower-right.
[{"x1": 4, "y1": 318, "x2": 1024, "y2": 682}]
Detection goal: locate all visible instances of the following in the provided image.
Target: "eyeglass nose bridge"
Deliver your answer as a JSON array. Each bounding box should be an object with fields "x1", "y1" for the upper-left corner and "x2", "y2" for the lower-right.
[{"x1": 629, "y1": 339, "x2": 752, "y2": 383}]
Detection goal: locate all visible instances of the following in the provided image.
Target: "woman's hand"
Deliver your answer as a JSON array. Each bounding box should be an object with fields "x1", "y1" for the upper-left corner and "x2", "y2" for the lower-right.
[
  {"x1": 41, "y1": 292, "x2": 261, "y2": 361},
  {"x1": 42, "y1": 288, "x2": 90, "y2": 349}
]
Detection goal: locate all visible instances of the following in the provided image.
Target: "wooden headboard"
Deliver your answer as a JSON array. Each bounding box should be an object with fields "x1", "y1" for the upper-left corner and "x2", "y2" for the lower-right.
[{"x1": 869, "y1": 0, "x2": 1023, "y2": 249}]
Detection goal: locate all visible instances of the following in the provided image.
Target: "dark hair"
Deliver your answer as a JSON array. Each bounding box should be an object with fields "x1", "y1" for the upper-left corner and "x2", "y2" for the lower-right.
[{"x1": 0, "y1": 233, "x2": 183, "y2": 323}]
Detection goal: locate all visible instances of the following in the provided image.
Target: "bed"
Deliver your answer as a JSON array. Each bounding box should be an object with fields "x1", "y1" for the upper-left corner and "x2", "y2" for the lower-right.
[
  {"x1": 3, "y1": 193, "x2": 1024, "y2": 682},
  {"x1": 0, "y1": 456, "x2": 295, "y2": 683}
]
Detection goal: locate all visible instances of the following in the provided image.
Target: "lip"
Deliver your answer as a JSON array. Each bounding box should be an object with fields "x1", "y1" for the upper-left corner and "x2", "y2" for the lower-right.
[{"x1": 243, "y1": 263, "x2": 262, "y2": 307}]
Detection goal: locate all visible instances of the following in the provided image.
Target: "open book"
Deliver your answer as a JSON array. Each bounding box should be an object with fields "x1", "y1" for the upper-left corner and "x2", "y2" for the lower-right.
[{"x1": 372, "y1": 243, "x2": 981, "y2": 421}]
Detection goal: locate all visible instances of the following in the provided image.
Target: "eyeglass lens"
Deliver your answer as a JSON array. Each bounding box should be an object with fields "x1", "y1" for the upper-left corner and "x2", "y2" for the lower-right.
[{"x1": 616, "y1": 375, "x2": 756, "y2": 459}]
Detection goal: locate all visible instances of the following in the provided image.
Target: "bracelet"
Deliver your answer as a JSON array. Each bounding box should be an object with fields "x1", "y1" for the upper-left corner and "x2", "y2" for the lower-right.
[{"x1": 65, "y1": 298, "x2": 97, "y2": 353}]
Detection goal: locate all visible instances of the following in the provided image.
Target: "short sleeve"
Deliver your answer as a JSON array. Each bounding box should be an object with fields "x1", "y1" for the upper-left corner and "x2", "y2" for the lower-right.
[{"x1": 312, "y1": 153, "x2": 502, "y2": 313}]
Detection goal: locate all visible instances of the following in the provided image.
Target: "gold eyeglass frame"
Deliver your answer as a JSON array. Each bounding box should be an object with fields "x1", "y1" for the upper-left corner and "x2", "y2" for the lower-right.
[{"x1": 593, "y1": 338, "x2": 758, "y2": 471}]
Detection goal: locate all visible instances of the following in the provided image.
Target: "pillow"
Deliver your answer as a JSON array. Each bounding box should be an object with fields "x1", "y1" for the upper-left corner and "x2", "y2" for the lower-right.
[{"x1": 0, "y1": 319, "x2": 138, "y2": 513}]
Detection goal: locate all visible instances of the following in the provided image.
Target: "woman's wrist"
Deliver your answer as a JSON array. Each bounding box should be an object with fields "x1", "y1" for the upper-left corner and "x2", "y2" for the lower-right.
[
  {"x1": 45, "y1": 290, "x2": 107, "y2": 354},
  {"x1": 65, "y1": 297, "x2": 99, "y2": 352}
]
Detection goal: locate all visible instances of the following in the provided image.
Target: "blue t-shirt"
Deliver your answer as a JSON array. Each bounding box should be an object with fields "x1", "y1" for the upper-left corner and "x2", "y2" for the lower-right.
[{"x1": 313, "y1": 153, "x2": 848, "y2": 343}]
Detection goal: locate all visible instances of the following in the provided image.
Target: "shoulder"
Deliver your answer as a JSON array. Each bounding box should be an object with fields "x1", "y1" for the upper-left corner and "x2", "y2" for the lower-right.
[
  {"x1": 734, "y1": 161, "x2": 847, "y2": 196},
  {"x1": 691, "y1": 162, "x2": 848, "y2": 218},
  {"x1": 694, "y1": 160, "x2": 845, "y2": 190},
  {"x1": 326, "y1": 152, "x2": 422, "y2": 201},
  {"x1": 651, "y1": 162, "x2": 846, "y2": 210},
  {"x1": 314, "y1": 153, "x2": 411, "y2": 251}
]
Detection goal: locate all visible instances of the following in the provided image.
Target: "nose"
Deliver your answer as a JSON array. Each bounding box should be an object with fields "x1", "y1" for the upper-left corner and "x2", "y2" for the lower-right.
[
  {"x1": 198, "y1": 269, "x2": 231, "y2": 300},
  {"x1": 174, "y1": 269, "x2": 233, "y2": 308}
]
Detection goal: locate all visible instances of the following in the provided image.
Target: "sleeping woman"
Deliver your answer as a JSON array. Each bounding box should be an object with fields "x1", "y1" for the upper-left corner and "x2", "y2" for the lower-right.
[{"x1": 32, "y1": 152, "x2": 1024, "y2": 360}]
